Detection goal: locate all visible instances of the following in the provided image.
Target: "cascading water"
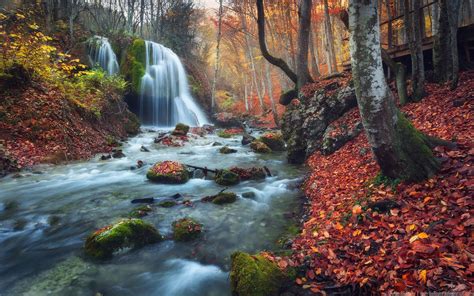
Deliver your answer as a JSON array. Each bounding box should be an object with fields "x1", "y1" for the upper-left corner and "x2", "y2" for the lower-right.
[
  {"x1": 139, "y1": 41, "x2": 209, "y2": 127},
  {"x1": 88, "y1": 36, "x2": 119, "y2": 75}
]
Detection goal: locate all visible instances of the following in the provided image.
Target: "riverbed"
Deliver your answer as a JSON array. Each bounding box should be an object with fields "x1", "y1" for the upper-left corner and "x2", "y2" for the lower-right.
[{"x1": 0, "y1": 129, "x2": 304, "y2": 296}]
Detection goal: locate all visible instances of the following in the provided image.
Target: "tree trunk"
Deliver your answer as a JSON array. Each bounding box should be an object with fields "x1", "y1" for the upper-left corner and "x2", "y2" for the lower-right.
[
  {"x1": 349, "y1": 0, "x2": 439, "y2": 181},
  {"x1": 309, "y1": 25, "x2": 321, "y2": 78},
  {"x1": 265, "y1": 62, "x2": 279, "y2": 126},
  {"x1": 211, "y1": 0, "x2": 223, "y2": 112},
  {"x1": 446, "y1": 0, "x2": 462, "y2": 88},
  {"x1": 324, "y1": 0, "x2": 338, "y2": 73},
  {"x1": 404, "y1": 0, "x2": 425, "y2": 101},
  {"x1": 296, "y1": 0, "x2": 313, "y2": 89}
]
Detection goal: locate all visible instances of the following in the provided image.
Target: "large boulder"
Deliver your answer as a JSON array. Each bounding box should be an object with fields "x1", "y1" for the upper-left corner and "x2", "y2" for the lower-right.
[
  {"x1": 172, "y1": 123, "x2": 190, "y2": 136},
  {"x1": 215, "y1": 169, "x2": 240, "y2": 186},
  {"x1": 146, "y1": 161, "x2": 189, "y2": 184},
  {"x1": 241, "y1": 133, "x2": 256, "y2": 145},
  {"x1": 250, "y1": 141, "x2": 271, "y2": 154},
  {"x1": 321, "y1": 121, "x2": 363, "y2": 155},
  {"x1": 230, "y1": 252, "x2": 286, "y2": 296},
  {"x1": 172, "y1": 218, "x2": 202, "y2": 241},
  {"x1": 84, "y1": 219, "x2": 162, "y2": 259},
  {"x1": 259, "y1": 132, "x2": 285, "y2": 151},
  {"x1": 230, "y1": 167, "x2": 267, "y2": 181},
  {"x1": 281, "y1": 83, "x2": 357, "y2": 164}
]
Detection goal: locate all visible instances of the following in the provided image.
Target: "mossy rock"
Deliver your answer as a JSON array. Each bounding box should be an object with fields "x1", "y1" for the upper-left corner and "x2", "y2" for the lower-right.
[
  {"x1": 146, "y1": 161, "x2": 189, "y2": 184},
  {"x1": 203, "y1": 192, "x2": 237, "y2": 205},
  {"x1": 84, "y1": 219, "x2": 162, "y2": 259},
  {"x1": 230, "y1": 167, "x2": 267, "y2": 181},
  {"x1": 129, "y1": 205, "x2": 153, "y2": 218},
  {"x1": 217, "y1": 130, "x2": 232, "y2": 138},
  {"x1": 250, "y1": 141, "x2": 272, "y2": 154},
  {"x1": 172, "y1": 123, "x2": 190, "y2": 136},
  {"x1": 259, "y1": 132, "x2": 285, "y2": 151},
  {"x1": 158, "y1": 200, "x2": 178, "y2": 208},
  {"x1": 215, "y1": 169, "x2": 240, "y2": 186},
  {"x1": 172, "y1": 218, "x2": 202, "y2": 241},
  {"x1": 121, "y1": 38, "x2": 146, "y2": 94},
  {"x1": 219, "y1": 146, "x2": 237, "y2": 154},
  {"x1": 230, "y1": 251, "x2": 286, "y2": 296}
]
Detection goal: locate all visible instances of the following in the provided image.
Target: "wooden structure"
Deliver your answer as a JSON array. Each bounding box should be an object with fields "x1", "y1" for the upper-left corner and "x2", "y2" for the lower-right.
[{"x1": 343, "y1": 0, "x2": 474, "y2": 69}]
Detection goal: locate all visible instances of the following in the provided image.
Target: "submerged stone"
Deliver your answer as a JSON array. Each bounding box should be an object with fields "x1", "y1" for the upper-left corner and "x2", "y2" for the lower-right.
[
  {"x1": 129, "y1": 205, "x2": 153, "y2": 218},
  {"x1": 230, "y1": 251, "x2": 286, "y2": 296},
  {"x1": 242, "y1": 192, "x2": 256, "y2": 199},
  {"x1": 202, "y1": 192, "x2": 237, "y2": 205},
  {"x1": 215, "y1": 169, "x2": 240, "y2": 186},
  {"x1": 219, "y1": 146, "x2": 237, "y2": 154},
  {"x1": 172, "y1": 218, "x2": 202, "y2": 241},
  {"x1": 250, "y1": 141, "x2": 272, "y2": 154},
  {"x1": 146, "y1": 161, "x2": 189, "y2": 184},
  {"x1": 158, "y1": 200, "x2": 178, "y2": 208},
  {"x1": 84, "y1": 219, "x2": 162, "y2": 259}
]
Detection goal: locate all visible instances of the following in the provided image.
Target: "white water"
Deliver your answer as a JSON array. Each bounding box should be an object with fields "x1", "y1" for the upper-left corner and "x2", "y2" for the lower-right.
[
  {"x1": 139, "y1": 41, "x2": 209, "y2": 127},
  {"x1": 88, "y1": 36, "x2": 120, "y2": 75}
]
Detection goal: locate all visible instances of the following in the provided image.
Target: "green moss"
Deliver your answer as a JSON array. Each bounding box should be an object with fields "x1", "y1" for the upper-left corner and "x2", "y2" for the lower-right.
[
  {"x1": 212, "y1": 192, "x2": 237, "y2": 205},
  {"x1": 215, "y1": 170, "x2": 240, "y2": 186},
  {"x1": 394, "y1": 112, "x2": 440, "y2": 181},
  {"x1": 230, "y1": 252, "x2": 285, "y2": 296},
  {"x1": 371, "y1": 172, "x2": 401, "y2": 190},
  {"x1": 172, "y1": 123, "x2": 190, "y2": 136},
  {"x1": 158, "y1": 201, "x2": 178, "y2": 208},
  {"x1": 146, "y1": 161, "x2": 190, "y2": 184},
  {"x1": 129, "y1": 205, "x2": 153, "y2": 218},
  {"x1": 172, "y1": 218, "x2": 202, "y2": 241},
  {"x1": 259, "y1": 132, "x2": 285, "y2": 151},
  {"x1": 217, "y1": 130, "x2": 232, "y2": 138},
  {"x1": 121, "y1": 38, "x2": 146, "y2": 93},
  {"x1": 250, "y1": 141, "x2": 272, "y2": 153},
  {"x1": 84, "y1": 219, "x2": 162, "y2": 259}
]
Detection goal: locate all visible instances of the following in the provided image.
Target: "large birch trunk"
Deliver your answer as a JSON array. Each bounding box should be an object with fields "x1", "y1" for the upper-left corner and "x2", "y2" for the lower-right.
[{"x1": 349, "y1": 0, "x2": 439, "y2": 181}]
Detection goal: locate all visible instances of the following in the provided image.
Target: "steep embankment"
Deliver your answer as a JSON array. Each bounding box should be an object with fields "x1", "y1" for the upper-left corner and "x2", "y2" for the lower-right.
[{"x1": 288, "y1": 72, "x2": 473, "y2": 293}]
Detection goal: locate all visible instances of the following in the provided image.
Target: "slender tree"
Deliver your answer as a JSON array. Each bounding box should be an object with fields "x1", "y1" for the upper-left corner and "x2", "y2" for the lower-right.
[
  {"x1": 349, "y1": 0, "x2": 439, "y2": 181},
  {"x1": 296, "y1": 0, "x2": 313, "y2": 89},
  {"x1": 211, "y1": 0, "x2": 223, "y2": 112}
]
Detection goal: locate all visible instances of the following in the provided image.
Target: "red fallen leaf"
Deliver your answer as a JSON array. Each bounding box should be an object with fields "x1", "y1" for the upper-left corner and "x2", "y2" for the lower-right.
[
  {"x1": 411, "y1": 241, "x2": 436, "y2": 254},
  {"x1": 278, "y1": 260, "x2": 288, "y2": 269},
  {"x1": 295, "y1": 278, "x2": 303, "y2": 285},
  {"x1": 307, "y1": 269, "x2": 315, "y2": 279}
]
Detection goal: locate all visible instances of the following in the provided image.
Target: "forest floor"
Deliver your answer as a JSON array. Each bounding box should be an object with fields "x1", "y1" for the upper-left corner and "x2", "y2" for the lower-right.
[
  {"x1": 0, "y1": 81, "x2": 139, "y2": 175},
  {"x1": 287, "y1": 71, "x2": 473, "y2": 293}
]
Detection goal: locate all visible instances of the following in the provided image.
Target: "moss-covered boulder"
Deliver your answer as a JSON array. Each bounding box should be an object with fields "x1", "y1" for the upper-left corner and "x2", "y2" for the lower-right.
[
  {"x1": 172, "y1": 123, "x2": 190, "y2": 136},
  {"x1": 219, "y1": 146, "x2": 237, "y2": 154},
  {"x1": 84, "y1": 219, "x2": 162, "y2": 259},
  {"x1": 230, "y1": 252, "x2": 286, "y2": 296},
  {"x1": 217, "y1": 130, "x2": 232, "y2": 138},
  {"x1": 259, "y1": 132, "x2": 285, "y2": 151},
  {"x1": 215, "y1": 169, "x2": 240, "y2": 186},
  {"x1": 121, "y1": 38, "x2": 146, "y2": 94},
  {"x1": 202, "y1": 191, "x2": 237, "y2": 205},
  {"x1": 172, "y1": 218, "x2": 202, "y2": 241},
  {"x1": 158, "y1": 200, "x2": 178, "y2": 208},
  {"x1": 129, "y1": 205, "x2": 153, "y2": 218},
  {"x1": 250, "y1": 141, "x2": 272, "y2": 154},
  {"x1": 146, "y1": 161, "x2": 189, "y2": 184},
  {"x1": 230, "y1": 167, "x2": 267, "y2": 181}
]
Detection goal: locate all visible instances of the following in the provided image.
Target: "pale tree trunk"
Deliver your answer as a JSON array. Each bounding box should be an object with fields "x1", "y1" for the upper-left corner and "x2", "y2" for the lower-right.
[
  {"x1": 265, "y1": 62, "x2": 279, "y2": 126},
  {"x1": 309, "y1": 25, "x2": 321, "y2": 78},
  {"x1": 296, "y1": 0, "x2": 313, "y2": 89},
  {"x1": 404, "y1": 0, "x2": 425, "y2": 101},
  {"x1": 243, "y1": 74, "x2": 249, "y2": 112},
  {"x1": 431, "y1": 1, "x2": 439, "y2": 36},
  {"x1": 349, "y1": 0, "x2": 439, "y2": 181},
  {"x1": 446, "y1": 0, "x2": 462, "y2": 88},
  {"x1": 324, "y1": 0, "x2": 338, "y2": 73},
  {"x1": 211, "y1": 0, "x2": 223, "y2": 112}
]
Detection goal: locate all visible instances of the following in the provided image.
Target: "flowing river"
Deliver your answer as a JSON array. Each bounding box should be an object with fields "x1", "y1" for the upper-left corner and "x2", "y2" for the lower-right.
[{"x1": 0, "y1": 129, "x2": 304, "y2": 296}]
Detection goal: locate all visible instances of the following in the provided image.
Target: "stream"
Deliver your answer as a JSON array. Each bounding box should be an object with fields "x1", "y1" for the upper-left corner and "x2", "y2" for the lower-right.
[{"x1": 0, "y1": 129, "x2": 304, "y2": 296}]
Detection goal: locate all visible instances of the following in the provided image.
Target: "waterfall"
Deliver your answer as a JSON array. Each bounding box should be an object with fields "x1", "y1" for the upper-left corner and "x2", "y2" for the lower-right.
[
  {"x1": 88, "y1": 36, "x2": 119, "y2": 76},
  {"x1": 139, "y1": 41, "x2": 209, "y2": 127}
]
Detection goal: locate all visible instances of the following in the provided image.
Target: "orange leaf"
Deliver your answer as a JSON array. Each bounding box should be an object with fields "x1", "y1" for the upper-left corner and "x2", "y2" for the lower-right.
[{"x1": 419, "y1": 269, "x2": 427, "y2": 284}]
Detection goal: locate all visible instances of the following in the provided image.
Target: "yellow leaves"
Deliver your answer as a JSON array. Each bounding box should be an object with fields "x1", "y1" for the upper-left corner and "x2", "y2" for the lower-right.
[
  {"x1": 419, "y1": 269, "x2": 427, "y2": 284},
  {"x1": 310, "y1": 246, "x2": 319, "y2": 253},
  {"x1": 15, "y1": 13, "x2": 25, "y2": 19},
  {"x1": 409, "y1": 232, "x2": 429, "y2": 243},
  {"x1": 28, "y1": 23, "x2": 40, "y2": 30},
  {"x1": 353, "y1": 229, "x2": 362, "y2": 236},
  {"x1": 406, "y1": 224, "x2": 417, "y2": 232},
  {"x1": 334, "y1": 222, "x2": 343, "y2": 230}
]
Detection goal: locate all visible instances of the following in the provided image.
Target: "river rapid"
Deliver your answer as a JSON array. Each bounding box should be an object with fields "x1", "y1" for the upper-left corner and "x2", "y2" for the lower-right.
[{"x1": 0, "y1": 129, "x2": 304, "y2": 296}]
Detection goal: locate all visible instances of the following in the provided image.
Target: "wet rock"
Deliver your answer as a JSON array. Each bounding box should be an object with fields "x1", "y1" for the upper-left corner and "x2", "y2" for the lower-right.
[
  {"x1": 250, "y1": 141, "x2": 272, "y2": 154},
  {"x1": 242, "y1": 133, "x2": 256, "y2": 145},
  {"x1": 281, "y1": 83, "x2": 357, "y2": 164},
  {"x1": 137, "y1": 160, "x2": 144, "y2": 168},
  {"x1": 212, "y1": 142, "x2": 223, "y2": 146},
  {"x1": 13, "y1": 218, "x2": 27, "y2": 231},
  {"x1": 193, "y1": 169, "x2": 206, "y2": 179},
  {"x1": 3, "y1": 200, "x2": 19, "y2": 211},
  {"x1": 215, "y1": 169, "x2": 240, "y2": 186},
  {"x1": 158, "y1": 200, "x2": 178, "y2": 208},
  {"x1": 100, "y1": 154, "x2": 112, "y2": 161},
  {"x1": 131, "y1": 197, "x2": 155, "y2": 204},
  {"x1": 368, "y1": 199, "x2": 401, "y2": 213},
  {"x1": 172, "y1": 218, "x2": 202, "y2": 241},
  {"x1": 112, "y1": 149, "x2": 126, "y2": 158},
  {"x1": 84, "y1": 219, "x2": 162, "y2": 259},
  {"x1": 146, "y1": 161, "x2": 189, "y2": 184},
  {"x1": 202, "y1": 192, "x2": 237, "y2": 205},
  {"x1": 140, "y1": 146, "x2": 150, "y2": 152},
  {"x1": 129, "y1": 205, "x2": 153, "y2": 218},
  {"x1": 217, "y1": 130, "x2": 232, "y2": 138},
  {"x1": 171, "y1": 123, "x2": 190, "y2": 136},
  {"x1": 242, "y1": 192, "x2": 256, "y2": 199},
  {"x1": 219, "y1": 146, "x2": 237, "y2": 154},
  {"x1": 230, "y1": 167, "x2": 267, "y2": 181},
  {"x1": 48, "y1": 215, "x2": 61, "y2": 226},
  {"x1": 202, "y1": 124, "x2": 215, "y2": 133},
  {"x1": 259, "y1": 132, "x2": 285, "y2": 151},
  {"x1": 230, "y1": 251, "x2": 286, "y2": 296}
]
